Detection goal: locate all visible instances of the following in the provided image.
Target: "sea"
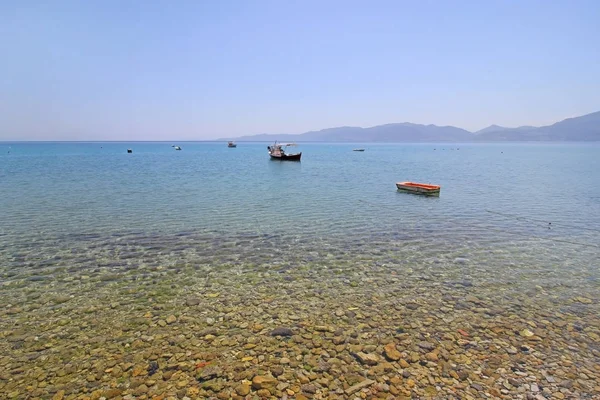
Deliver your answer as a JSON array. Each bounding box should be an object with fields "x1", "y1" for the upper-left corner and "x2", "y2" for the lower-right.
[
  {"x1": 1, "y1": 142, "x2": 599, "y2": 296},
  {"x1": 1, "y1": 141, "x2": 600, "y2": 397}
]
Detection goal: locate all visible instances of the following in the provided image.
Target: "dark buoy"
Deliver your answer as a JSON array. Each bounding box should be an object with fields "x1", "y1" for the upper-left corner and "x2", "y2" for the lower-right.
[{"x1": 127, "y1": 149, "x2": 132, "y2": 153}]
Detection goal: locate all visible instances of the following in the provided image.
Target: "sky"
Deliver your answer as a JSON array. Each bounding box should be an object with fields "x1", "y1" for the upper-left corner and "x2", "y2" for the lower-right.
[{"x1": 1, "y1": 0, "x2": 599, "y2": 141}]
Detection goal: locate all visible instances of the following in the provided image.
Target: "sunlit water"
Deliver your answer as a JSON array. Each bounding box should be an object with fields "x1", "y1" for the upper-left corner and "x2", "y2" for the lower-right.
[
  {"x1": 1, "y1": 141, "x2": 600, "y2": 398},
  {"x1": 0, "y1": 141, "x2": 599, "y2": 298}
]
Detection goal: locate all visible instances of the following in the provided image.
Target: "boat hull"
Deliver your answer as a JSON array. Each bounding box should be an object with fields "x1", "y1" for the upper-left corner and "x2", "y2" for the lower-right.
[
  {"x1": 396, "y1": 182, "x2": 440, "y2": 196},
  {"x1": 270, "y1": 152, "x2": 302, "y2": 161}
]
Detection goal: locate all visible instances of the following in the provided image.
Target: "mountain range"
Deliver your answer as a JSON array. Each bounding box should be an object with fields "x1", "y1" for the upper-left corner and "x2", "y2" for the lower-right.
[{"x1": 221, "y1": 111, "x2": 600, "y2": 142}]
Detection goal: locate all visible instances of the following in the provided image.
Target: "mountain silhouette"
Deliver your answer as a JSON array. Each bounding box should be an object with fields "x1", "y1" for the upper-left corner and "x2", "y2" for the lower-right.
[{"x1": 221, "y1": 111, "x2": 600, "y2": 142}]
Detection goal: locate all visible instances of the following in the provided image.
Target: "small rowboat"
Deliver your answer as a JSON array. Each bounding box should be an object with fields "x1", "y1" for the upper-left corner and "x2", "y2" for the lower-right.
[{"x1": 396, "y1": 181, "x2": 440, "y2": 196}]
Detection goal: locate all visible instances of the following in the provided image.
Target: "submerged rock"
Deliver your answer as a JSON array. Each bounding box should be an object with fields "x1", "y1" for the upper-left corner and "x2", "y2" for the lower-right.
[
  {"x1": 383, "y1": 343, "x2": 401, "y2": 361},
  {"x1": 353, "y1": 352, "x2": 379, "y2": 365},
  {"x1": 418, "y1": 341, "x2": 435, "y2": 351},
  {"x1": 252, "y1": 375, "x2": 278, "y2": 390},
  {"x1": 345, "y1": 379, "x2": 375, "y2": 395},
  {"x1": 270, "y1": 327, "x2": 294, "y2": 337}
]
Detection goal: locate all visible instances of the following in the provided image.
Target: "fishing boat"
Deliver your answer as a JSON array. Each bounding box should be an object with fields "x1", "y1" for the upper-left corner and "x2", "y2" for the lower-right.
[
  {"x1": 396, "y1": 181, "x2": 441, "y2": 196},
  {"x1": 228, "y1": 141, "x2": 237, "y2": 148},
  {"x1": 353, "y1": 149, "x2": 365, "y2": 152},
  {"x1": 267, "y1": 142, "x2": 302, "y2": 161}
]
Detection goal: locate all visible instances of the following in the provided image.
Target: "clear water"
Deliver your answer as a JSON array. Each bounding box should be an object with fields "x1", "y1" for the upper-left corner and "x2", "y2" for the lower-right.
[
  {"x1": 1, "y1": 141, "x2": 599, "y2": 293},
  {"x1": 1, "y1": 141, "x2": 600, "y2": 398}
]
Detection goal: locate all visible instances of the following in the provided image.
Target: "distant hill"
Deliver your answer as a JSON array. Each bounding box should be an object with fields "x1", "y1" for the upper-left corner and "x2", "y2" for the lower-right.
[
  {"x1": 223, "y1": 123, "x2": 474, "y2": 142},
  {"x1": 475, "y1": 111, "x2": 600, "y2": 141},
  {"x1": 475, "y1": 124, "x2": 536, "y2": 135},
  {"x1": 221, "y1": 111, "x2": 600, "y2": 142}
]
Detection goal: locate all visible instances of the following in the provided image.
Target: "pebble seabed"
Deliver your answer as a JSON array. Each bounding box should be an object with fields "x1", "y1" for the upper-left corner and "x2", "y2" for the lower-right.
[{"x1": 0, "y1": 231, "x2": 598, "y2": 400}]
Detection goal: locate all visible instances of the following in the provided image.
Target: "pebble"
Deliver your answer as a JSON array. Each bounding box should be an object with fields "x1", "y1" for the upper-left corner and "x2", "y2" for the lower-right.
[
  {"x1": 345, "y1": 379, "x2": 375, "y2": 395},
  {"x1": 301, "y1": 384, "x2": 317, "y2": 394},
  {"x1": 383, "y1": 343, "x2": 401, "y2": 361},
  {"x1": 574, "y1": 297, "x2": 592, "y2": 304},
  {"x1": 185, "y1": 297, "x2": 201, "y2": 306},
  {"x1": 235, "y1": 383, "x2": 250, "y2": 396},
  {"x1": 353, "y1": 352, "x2": 379, "y2": 365},
  {"x1": 252, "y1": 375, "x2": 278, "y2": 390},
  {"x1": 520, "y1": 329, "x2": 534, "y2": 337},
  {"x1": 51, "y1": 390, "x2": 65, "y2": 400},
  {"x1": 418, "y1": 341, "x2": 435, "y2": 351},
  {"x1": 559, "y1": 380, "x2": 572, "y2": 388},
  {"x1": 270, "y1": 327, "x2": 294, "y2": 337}
]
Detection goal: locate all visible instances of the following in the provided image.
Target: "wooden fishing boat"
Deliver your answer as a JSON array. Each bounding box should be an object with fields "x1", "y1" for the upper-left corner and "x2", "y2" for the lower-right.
[
  {"x1": 396, "y1": 181, "x2": 440, "y2": 195},
  {"x1": 268, "y1": 142, "x2": 302, "y2": 161},
  {"x1": 228, "y1": 141, "x2": 237, "y2": 148}
]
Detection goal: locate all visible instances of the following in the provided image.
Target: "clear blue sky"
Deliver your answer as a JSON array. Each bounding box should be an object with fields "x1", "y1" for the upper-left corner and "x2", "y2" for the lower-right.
[{"x1": 1, "y1": 0, "x2": 599, "y2": 140}]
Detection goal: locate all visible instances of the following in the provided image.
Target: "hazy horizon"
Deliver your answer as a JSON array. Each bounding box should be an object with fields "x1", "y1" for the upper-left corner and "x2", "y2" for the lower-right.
[{"x1": 2, "y1": 0, "x2": 599, "y2": 141}]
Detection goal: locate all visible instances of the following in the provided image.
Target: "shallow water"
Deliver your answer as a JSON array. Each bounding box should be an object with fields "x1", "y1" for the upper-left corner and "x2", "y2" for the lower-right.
[
  {"x1": 0, "y1": 142, "x2": 599, "y2": 399},
  {"x1": 1, "y1": 142, "x2": 599, "y2": 288}
]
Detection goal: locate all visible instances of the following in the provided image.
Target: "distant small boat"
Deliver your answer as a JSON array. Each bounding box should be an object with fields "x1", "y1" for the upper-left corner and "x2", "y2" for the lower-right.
[
  {"x1": 396, "y1": 181, "x2": 440, "y2": 196},
  {"x1": 268, "y1": 142, "x2": 301, "y2": 161},
  {"x1": 228, "y1": 141, "x2": 237, "y2": 148},
  {"x1": 127, "y1": 149, "x2": 132, "y2": 153},
  {"x1": 353, "y1": 149, "x2": 365, "y2": 152},
  {"x1": 174, "y1": 146, "x2": 182, "y2": 150}
]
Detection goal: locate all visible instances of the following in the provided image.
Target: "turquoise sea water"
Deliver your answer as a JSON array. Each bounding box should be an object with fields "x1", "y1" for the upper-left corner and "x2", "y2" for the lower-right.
[{"x1": 1, "y1": 141, "x2": 599, "y2": 297}]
